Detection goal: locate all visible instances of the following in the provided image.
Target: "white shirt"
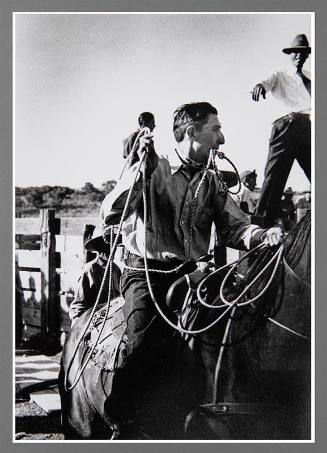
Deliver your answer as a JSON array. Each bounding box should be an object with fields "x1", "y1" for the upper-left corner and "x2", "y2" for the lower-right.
[
  {"x1": 233, "y1": 185, "x2": 260, "y2": 214},
  {"x1": 260, "y1": 66, "x2": 311, "y2": 114}
]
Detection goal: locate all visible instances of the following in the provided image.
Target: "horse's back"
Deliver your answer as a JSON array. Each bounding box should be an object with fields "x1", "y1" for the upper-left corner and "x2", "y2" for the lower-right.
[
  {"x1": 193, "y1": 213, "x2": 312, "y2": 440},
  {"x1": 59, "y1": 310, "x2": 115, "y2": 439}
]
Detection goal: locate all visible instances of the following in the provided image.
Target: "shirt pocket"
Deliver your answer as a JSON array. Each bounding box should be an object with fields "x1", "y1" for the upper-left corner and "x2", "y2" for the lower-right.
[{"x1": 194, "y1": 206, "x2": 215, "y2": 231}]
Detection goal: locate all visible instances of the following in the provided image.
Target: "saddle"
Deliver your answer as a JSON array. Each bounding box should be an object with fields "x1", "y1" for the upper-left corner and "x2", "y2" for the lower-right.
[{"x1": 84, "y1": 297, "x2": 128, "y2": 372}]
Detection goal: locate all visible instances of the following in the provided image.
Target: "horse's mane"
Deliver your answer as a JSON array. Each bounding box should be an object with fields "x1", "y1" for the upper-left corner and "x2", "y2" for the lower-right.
[
  {"x1": 225, "y1": 212, "x2": 311, "y2": 345},
  {"x1": 283, "y1": 211, "x2": 311, "y2": 269}
]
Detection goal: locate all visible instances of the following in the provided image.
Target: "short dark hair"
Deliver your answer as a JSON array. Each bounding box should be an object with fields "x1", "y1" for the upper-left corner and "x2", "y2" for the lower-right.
[
  {"x1": 138, "y1": 112, "x2": 155, "y2": 127},
  {"x1": 173, "y1": 102, "x2": 218, "y2": 142}
]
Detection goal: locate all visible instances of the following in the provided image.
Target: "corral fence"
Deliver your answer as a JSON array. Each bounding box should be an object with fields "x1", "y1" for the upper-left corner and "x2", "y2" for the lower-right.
[
  {"x1": 16, "y1": 205, "x2": 309, "y2": 353},
  {"x1": 14, "y1": 209, "x2": 250, "y2": 353},
  {"x1": 15, "y1": 209, "x2": 99, "y2": 351}
]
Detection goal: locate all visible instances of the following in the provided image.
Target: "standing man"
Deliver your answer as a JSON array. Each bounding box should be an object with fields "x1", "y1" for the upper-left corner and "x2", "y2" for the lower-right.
[
  {"x1": 295, "y1": 188, "x2": 311, "y2": 222},
  {"x1": 279, "y1": 187, "x2": 296, "y2": 231},
  {"x1": 101, "y1": 102, "x2": 284, "y2": 437},
  {"x1": 252, "y1": 34, "x2": 311, "y2": 227},
  {"x1": 234, "y1": 169, "x2": 259, "y2": 215},
  {"x1": 123, "y1": 112, "x2": 156, "y2": 166}
]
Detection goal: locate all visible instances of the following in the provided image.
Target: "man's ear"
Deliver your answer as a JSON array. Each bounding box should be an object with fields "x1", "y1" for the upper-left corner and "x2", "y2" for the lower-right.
[{"x1": 185, "y1": 125, "x2": 196, "y2": 141}]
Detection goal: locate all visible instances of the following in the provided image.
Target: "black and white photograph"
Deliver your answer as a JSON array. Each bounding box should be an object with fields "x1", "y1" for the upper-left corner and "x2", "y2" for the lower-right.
[{"x1": 13, "y1": 12, "x2": 313, "y2": 442}]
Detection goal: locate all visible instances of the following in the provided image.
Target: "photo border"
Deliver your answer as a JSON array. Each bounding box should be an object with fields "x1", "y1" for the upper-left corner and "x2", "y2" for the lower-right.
[{"x1": 1, "y1": 1, "x2": 326, "y2": 452}]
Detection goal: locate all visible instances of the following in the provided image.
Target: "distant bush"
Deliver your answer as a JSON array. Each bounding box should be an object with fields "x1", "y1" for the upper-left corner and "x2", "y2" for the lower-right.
[
  {"x1": 15, "y1": 181, "x2": 116, "y2": 217},
  {"x1": 101, "y1": 180, "x2": 116, "y2": 195}
]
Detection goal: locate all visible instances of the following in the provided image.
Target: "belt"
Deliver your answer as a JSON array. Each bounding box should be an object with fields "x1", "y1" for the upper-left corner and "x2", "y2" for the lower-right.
[
  {"x1": 124, "y1": 251, "x2": 191, "y2": 272},
  {"x1": 288, "y1": 112, "x2": 310, "y2": 120}
]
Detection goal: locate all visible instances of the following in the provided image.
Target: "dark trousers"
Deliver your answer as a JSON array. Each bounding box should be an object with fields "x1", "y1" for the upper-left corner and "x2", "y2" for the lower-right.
[
  {"x1": 104, "y1": 256, "x2": 205, "y2": 434},
  {"x1": 256, "y1": 112, "x2": 311, "y2": 226}
]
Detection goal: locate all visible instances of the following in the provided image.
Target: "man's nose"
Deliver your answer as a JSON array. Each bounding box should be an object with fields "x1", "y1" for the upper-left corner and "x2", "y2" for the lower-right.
[{"x1": 218, "y1": 132, "x2": 225, "y2": 144}]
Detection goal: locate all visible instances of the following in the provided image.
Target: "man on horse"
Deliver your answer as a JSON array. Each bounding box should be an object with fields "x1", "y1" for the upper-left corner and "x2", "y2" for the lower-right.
[{"x1": 100, "y1": 101, "x2": 284, "y2": 436}]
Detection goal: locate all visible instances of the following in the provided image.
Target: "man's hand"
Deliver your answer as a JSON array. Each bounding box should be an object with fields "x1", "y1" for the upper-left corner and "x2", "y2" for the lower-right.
[
  {"x1": 251, "y1": 83, "x2": 266, "y2": 101},
  {"x1": 261, "y1": 226, "x2": 285, "y2": 246},
  {"x1": 137, "y1": 132, "x2": 158, "y2": 177}
]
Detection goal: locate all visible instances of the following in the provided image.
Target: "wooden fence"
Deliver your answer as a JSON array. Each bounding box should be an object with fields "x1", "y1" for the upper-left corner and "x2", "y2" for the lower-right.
[
  {"x1": 15, "y1": 209, "x2": 245, "y2": 352},
  {"x1": 15, "y1": 209, "x2": 98, "y2": 349}
]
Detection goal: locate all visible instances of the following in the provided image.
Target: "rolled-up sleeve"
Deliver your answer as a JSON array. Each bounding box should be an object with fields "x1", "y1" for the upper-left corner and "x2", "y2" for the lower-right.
[
  {"x1": 100, "y1": 163, "x2": 144, "y2": 225},
  {"x1": 69, "y1": 271, "x2": 94, "y2": 321},
  {"x1": 214, "y1": 192, "x2": 266, "y2": 250},
  {"x1": 260, "y1": 72, "x2": 278, "y2": 94}
]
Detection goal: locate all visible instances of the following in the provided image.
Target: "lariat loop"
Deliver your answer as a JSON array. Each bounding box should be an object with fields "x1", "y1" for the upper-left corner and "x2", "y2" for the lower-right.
[{"x1": 209, "y1": 149, "x2": 242, "y2": 195}]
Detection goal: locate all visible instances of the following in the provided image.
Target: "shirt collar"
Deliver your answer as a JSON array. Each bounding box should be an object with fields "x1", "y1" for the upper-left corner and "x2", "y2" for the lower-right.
[
  {"x1": 172, "y1": 148, "x2": 206, "y2": 177},
  {"x1": 285, "y1": 64, "x2": 311, "y2": 79}
]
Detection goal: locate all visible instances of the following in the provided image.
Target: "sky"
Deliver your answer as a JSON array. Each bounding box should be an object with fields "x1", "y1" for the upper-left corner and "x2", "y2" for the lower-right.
[{"x1": 14, "y1": 13, "x2": 312, "y2": 191}]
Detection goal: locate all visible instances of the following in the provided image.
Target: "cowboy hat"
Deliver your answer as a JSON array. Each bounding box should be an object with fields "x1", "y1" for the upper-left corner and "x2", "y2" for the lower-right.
[
  {"x1": 282, "y1": 34, "x2": 311, "y2": 54},
  {"x1": 284, "y1": 186, "x2": 294, "y2": 195},
  {"x1": 85, "y1": 223, "x2": 112, "y2": 252},
  {"x1": 240, "y1": 169, "x2": 257, "y2": 182}
]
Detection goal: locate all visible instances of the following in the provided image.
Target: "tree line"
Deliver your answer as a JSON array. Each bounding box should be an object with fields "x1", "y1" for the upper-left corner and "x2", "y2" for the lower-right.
[{"x1": 15, "y1": 181, "x2": 116, "y2": 216}]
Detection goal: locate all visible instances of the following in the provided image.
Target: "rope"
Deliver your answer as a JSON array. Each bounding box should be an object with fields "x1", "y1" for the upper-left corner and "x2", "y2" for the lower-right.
[
  {"x1": 141, "y1": 155, "x2": 239, "y2": 335},
  {"x1": 196, "y1": 243, "x2": 266, "y2": 309},
  {"x1": 63, "y1": 135, "x2": 289, "y2": 391},
  {"x1": 210, "y1": 149, "x2": 242, "y2": 195},
  {"x1": 212, "y1": 305, "x2": 237, "y2": 403},
  {"x1": 64, "y1": 151, "x2": 148, "y2": 391},
  {"x1": 266, "y1": 317, "x2": 309, "y2": 340},
  {"x1": 187, "y1": 158, "x2": 212, "y2": 258},
  {"x1": 139, "y1": 150, "x2": 283, "y2": 336},
  {"x1": 123, "y1": 261, "x2": 186, "y2": 274},
  {"x1": 219, "y1": 245, "x2": 284, "y2": 307},
  {"x1": 119, "y1": 127, "x2": 151, "y2": 180}
]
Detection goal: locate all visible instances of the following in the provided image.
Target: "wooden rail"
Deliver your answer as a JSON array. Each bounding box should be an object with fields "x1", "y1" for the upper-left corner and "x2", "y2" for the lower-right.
[{"x1": 15, "y1": 209, "x2": 98, "y2": 350}]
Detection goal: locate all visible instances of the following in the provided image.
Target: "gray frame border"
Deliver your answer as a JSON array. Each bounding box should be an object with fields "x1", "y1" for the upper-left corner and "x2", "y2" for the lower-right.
[{"x1": 1, "y1": 1, "x2": 326, "y2": 452}]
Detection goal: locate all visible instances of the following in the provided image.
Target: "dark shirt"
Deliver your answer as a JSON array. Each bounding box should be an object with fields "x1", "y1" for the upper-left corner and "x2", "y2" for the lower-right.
[
  {"x1": 280, "y1": 197, "x2": 296, "y2": 230},
  {"x1": 123, "y1": 131, "x2": 140, "y2": 166},
  {"x1": 69, "y1": 254, "x2": 121, "y2": 322},
  {"x1": 101, "y1": 156, "x2": 266, "y2": 262}
]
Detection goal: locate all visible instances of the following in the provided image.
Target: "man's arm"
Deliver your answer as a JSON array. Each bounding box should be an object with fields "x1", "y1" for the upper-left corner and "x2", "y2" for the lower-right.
[
  {"x1": 251, "y1": 72, "x2": 278, "y2": 102},
  {"x1": 252, "y1": 84, "x2": 266, "y2": 102},
  {"x1": 101, "y1": 133, "x2": 158, "y2": 225},
  {"x1": 214, "y1": 191, "x2": 283, "y2": 249},
  {"x1": 122, "y1": 137, "x2": 130, "y2": 159},
  {"x1": 123, "y1": 131, "x2": 139, "y2": 160},
  {"x1": 69, "y1": 268, "x2": 96, "y2": 323}
]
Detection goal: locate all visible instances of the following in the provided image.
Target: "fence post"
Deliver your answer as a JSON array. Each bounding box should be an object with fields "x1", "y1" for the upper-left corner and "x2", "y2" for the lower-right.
[
  {"x1": 83, "y1": 224, "x2": 96, "y2": 264},
  {"x1": 40, "y1": 209, "x2": 59, "y2": 347}
]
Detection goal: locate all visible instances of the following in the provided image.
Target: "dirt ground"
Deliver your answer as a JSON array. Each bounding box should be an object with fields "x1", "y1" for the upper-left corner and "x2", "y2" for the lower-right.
[
  {"x1": 15, "y1": 347, "x2": 65, "y2": 441},
  {"x1": 15, "y1": 401, "x2": 64, "y2": 440}
]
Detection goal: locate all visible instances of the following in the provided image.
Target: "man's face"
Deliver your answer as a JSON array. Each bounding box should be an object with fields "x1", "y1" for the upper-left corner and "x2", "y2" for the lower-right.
[
  {"x1": 191, "y1": 113, "x2": 225, "y2": 163},
  {"x1": 290, "y1": 50, "x2": 309, "y2": 70}
]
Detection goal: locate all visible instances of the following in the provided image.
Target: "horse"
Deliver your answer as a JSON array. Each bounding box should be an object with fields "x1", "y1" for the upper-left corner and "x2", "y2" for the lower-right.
[
  {"x1": 58, "y1": 282, "x2": 205, "y2": 440},
  {"x1": 184, "y1": 212, "x2": 311, "y2": 440},
  {"x1": 59, "y1": 213, "x2": 311, "y2": 440}
]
